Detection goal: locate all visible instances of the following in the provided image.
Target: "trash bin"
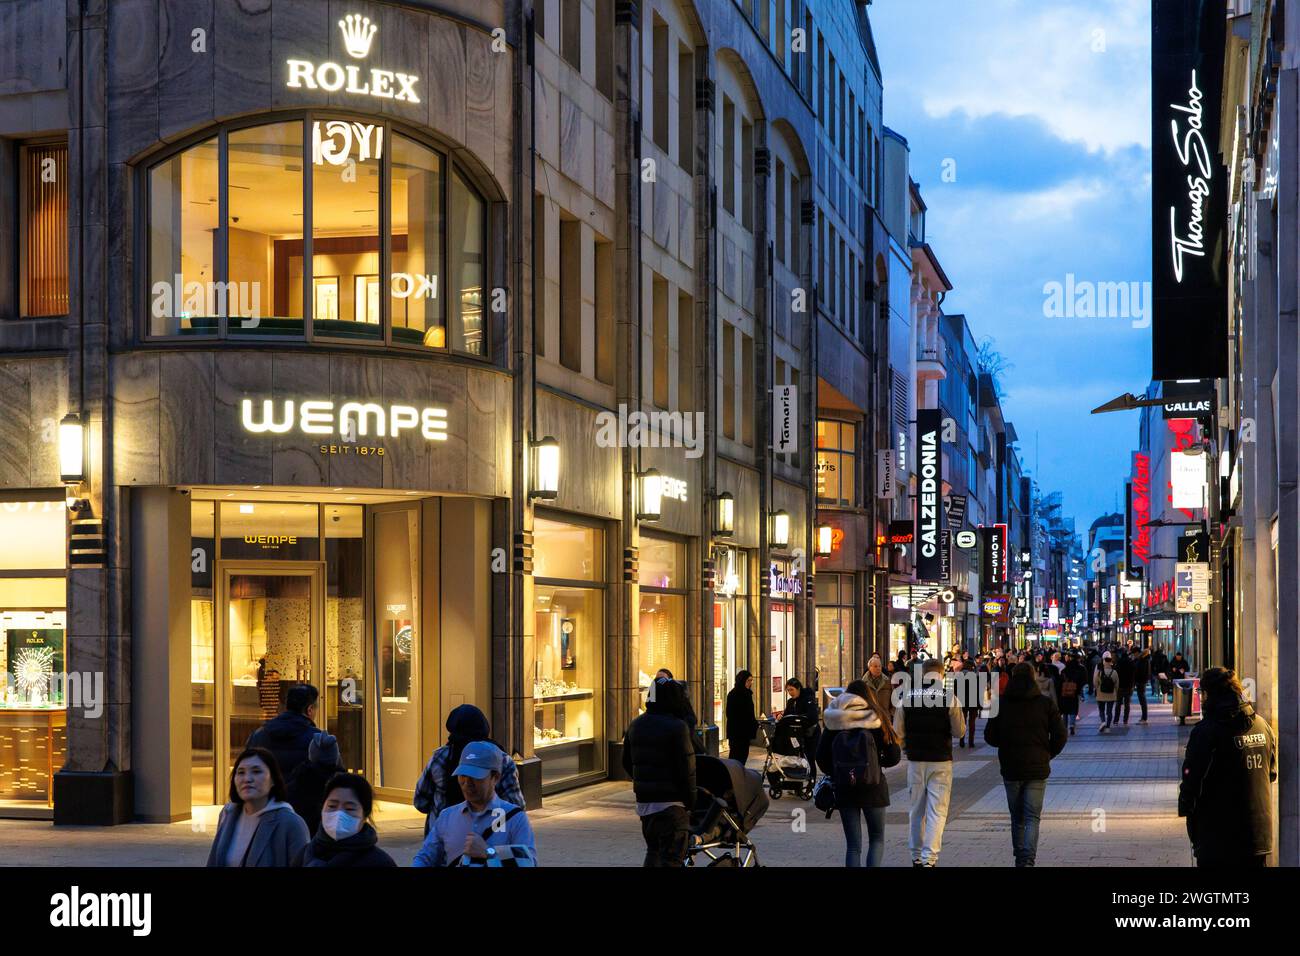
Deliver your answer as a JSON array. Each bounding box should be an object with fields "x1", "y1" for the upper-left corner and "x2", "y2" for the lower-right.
[{"x1": 1172, "y1": 678, "x2": 1200, "y2": 725}]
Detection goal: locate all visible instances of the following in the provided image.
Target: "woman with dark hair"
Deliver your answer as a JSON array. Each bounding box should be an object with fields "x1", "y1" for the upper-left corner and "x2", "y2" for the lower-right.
[
  {"x1": 206, "y1": 747, "x2": 310, "y2": 867},
  {"x1": 414, "y1": 704, "x2": 524, "y2": 833},
  {"x1": 725, "y1": 670, "x2": 759, "y2": 765},
  {"x1": 294, "y1": 772, "x2": 397, "y2": 867}
]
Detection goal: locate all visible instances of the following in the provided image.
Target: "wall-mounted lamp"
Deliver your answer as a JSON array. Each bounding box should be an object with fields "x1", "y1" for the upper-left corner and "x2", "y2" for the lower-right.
[
  {"x1": 770, "y1": 510, "x2": 790, "y2": 550},
  {"x1": 713, "y1": 492, "x2": 735, "y2": 537},
  {"x1": 530, "y1": 436, "x2": 560, "y2": 500},
  {"x1": 59, "y1": 413, "x2": 85, "y2": 484},
  {"x1": 815, "y1": 524, "x2": 833, "y2": 558},
  {"x1": 638, "y1": 469, "x2": 663, "y2": 522}
]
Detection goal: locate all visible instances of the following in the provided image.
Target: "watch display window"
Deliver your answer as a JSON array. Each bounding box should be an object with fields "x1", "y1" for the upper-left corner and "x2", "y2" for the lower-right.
[{"x1": 637, "y1": 533, "x2": 686, "y2": 698}]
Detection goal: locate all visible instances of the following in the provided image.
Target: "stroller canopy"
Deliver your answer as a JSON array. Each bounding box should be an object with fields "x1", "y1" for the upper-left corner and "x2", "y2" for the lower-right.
[{"x1": 697, "y1": 755, "x2": 769, "y2": 833}]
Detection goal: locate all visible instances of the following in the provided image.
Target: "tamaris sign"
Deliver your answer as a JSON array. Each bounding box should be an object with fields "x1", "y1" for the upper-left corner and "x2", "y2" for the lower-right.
[{"x1": 1151, "y1": 0, "x2": 1226, "y2": 380}]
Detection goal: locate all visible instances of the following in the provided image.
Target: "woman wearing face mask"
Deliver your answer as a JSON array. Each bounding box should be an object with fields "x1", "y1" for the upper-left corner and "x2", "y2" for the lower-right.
[
  {"x1": 206, "y1": 747, "x2": 310, "y2": 867},
  {"x1": 295, "y1": 772, "x2": 397, "y2": 867}
]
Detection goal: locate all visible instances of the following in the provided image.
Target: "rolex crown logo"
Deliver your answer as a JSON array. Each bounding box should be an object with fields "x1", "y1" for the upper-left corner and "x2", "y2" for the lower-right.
[{"x1": 339, "y1": 13, "x2": 377, "y2": 59}]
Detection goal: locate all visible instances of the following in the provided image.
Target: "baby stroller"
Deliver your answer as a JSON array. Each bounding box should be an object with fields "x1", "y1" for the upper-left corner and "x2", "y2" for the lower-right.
[
  {"x1": 685, "y1": 756, "x2": 769, "y2": 867},
  {"x1": 760, "y1": 714, "x2": 818, "y2": 800}
]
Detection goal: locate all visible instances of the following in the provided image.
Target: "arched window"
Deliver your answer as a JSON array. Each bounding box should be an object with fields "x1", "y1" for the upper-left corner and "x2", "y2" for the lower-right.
[{"x1": 144, "y1": 115, "x2": 488, "y2": 356}]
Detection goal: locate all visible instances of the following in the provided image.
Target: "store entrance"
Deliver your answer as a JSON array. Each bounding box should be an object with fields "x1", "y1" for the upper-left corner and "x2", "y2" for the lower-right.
[{"x1": 194, "y1": 563, "x2": 324, "y2": 805}]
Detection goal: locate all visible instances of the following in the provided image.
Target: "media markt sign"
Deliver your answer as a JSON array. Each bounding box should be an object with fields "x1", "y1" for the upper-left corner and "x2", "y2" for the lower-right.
[{"x1": 287, "y1": 14, "x2": 421, "y2": 104}]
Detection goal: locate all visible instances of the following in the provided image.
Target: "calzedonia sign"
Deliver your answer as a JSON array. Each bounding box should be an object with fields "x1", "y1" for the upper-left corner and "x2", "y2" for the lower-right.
[
  {"x1": 1151, "y1": 0, "x2": 1227, "y2": 380},
  {"x1": 915, "y1": 409, "x2": 944, "y2": 582}
]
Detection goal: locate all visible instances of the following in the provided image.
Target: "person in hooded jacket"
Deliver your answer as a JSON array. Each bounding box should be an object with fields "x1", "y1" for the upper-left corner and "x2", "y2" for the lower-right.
[
  {"x1": 1093, "y1": 652, "x2": 1119, "y2": 732},
  {"x1": 622, "y1": 677, "x2": 697, "y2": 866},
  {"x1": 816, "y1": 680, "x2": 901, "y2": 867},
  {"x1": 1179, "y1": 667, "x2": 1277, "y2": 867},
  {"x1": 1114, "y1": 650, "x2": 1137, "y2": 724},
  {"x1": 1034, "y1": 660, "x2": 1060, "y2": 708},
  {"x1": 245, "y1": 684, "x2": 320, "y2": 781},
  {"x1": 414, "y1": 703, "x2": 524, "y2": 835},
  {"x1": 1169, "y1": 652, "x2": 1190, "y2": 681},
  {"x1": 295, "y1": 772, "x2": 397, "y2": 867},
  {"x1": 984, "y1": 663, "x2": 1067, "y2": 867},
  {"x1": 286, "y1": 731, "x2": 345, "y2": 835},
  {"x1": 1058, "y1": 653, "x2": 1088, "y2": 735},
  {"x1": 725, "y1": 670, "x2": 759, "y2": 765},
  {"x1": 655, "y1": 668, "x2": 701, "y2": 749},
  {"x1": 207, "y1": 747, "x2": 310, "y2": 867}
]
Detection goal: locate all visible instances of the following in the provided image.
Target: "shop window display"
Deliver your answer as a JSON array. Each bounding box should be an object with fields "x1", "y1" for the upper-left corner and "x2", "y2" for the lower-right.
[
  {"x1": 815, "y1": 573, "x2": 854, "y2": 693},
  {"x1": 637, "y1": 535, "x2": 686, "y2": 699},
  {"x1": 0, "y1": 500, "x2": 68, "y2": 807},
  {"x1": 712, "y1": 547, "x2": 752, "y2": 726},
  {"x1": 533, "y1": 518, "x2": 605, "y2": 788}
]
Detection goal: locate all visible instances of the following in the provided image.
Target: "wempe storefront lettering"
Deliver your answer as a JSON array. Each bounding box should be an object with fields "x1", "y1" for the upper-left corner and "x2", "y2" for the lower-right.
[{"x1": 241, "y1": 399, "x2": 448, "y2": 441}]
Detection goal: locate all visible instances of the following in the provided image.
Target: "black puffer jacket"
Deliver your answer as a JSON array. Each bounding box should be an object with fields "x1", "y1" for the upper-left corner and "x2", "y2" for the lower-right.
[
  {"x1": 286, "y1": 757, "x2": 344, "y2": 835},
  {"x1": 1179, "y1": 697, "x2": 1277, "y2": 862},
  {"x1": 294, "y1": 824, "x2": 397, "y2": 867},
  {"x1": 984, "y1": 670, "x2": 1067, "y2": 781},
  {"x1": 725, "y1": 671, "x2": 758, "y2": 744},
  {"x1": 246, "y1": 711, "x2": 318, "y2": 779},
  {"x1": 622, "y1": 680, "x2": 697, "y2": 805}
]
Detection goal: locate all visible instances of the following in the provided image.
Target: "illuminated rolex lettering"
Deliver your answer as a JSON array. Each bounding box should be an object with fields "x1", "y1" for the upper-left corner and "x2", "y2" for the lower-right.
[
  {"x1": 285, "y1": 15, "x2": 420, "y2": 104},
  {"x1": 241, "y1": 399, "x2": 448, "y2": 441}
]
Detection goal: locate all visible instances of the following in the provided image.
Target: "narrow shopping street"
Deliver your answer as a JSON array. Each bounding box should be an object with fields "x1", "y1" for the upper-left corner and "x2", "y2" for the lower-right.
[{"x1": 0, "y1": 699, "x2": 1190, "y2": 867}]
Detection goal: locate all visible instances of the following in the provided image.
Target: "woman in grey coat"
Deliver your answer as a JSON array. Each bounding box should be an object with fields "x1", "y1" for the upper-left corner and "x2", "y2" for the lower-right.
[{"x1": 206, "y1": 747, "x2": 310, "y2": 867}]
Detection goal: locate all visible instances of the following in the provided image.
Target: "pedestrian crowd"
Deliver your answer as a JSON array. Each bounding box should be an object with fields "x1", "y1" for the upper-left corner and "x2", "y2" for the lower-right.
[{"x1": 204, "y1": 637, "x2": 1274, "y2": 869}]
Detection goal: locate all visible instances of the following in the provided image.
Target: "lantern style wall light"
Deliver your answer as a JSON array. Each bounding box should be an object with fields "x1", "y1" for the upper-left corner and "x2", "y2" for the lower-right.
[
  {"x1": 530, "y1": 436, "x2": 560, "y2": 500},
  {"x1": 638, "y1": 469, "x2": 663, "y2": 522},
  {"x1": 713, "y1": 492, "x2": 735, "y2": 537},
  {"x1": 770, "y1": 510, "x2": 791, "y2": 550},
  {"x1": 59, "y1": 413, "x2": 85, "y2": 484},
  {"x1": 815, "y1": 524, "x2": 833, "y2": 558}
]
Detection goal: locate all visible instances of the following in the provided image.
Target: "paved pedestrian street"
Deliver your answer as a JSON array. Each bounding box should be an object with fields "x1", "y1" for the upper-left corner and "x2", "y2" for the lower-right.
[{"x1": 0, "y1": 699, "x2": 1192, "y2": 867}]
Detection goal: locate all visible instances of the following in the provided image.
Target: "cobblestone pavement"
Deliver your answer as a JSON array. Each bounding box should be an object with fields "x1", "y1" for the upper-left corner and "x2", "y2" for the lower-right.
[{"x1": 0, "y1": 699, "x2": 1194, "y2": 867}]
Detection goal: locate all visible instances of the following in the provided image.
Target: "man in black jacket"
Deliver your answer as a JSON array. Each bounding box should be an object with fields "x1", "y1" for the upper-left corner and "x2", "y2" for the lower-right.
[
  {"x1": 892, "y1": 659, "x2": 965, "y2": 867},
  {"x1": 1179, "y1": 667, "x2": 1277, "y2": 867},
  {"x1": 622, "y1": 677, "x2": 697, "y2": 866},
  {"x1": 1114, "y1": 651, "x2": 1136, "y2": 724},
  {"x1": 246, "y1": 683, "x2": 320, "y2": 780},
  {"x1": 984, "y1": 663, "x2": 1067, "y2": 866},
  {"x1": 1132, "y1": 648, "x2": 1151, "y2": 722}
]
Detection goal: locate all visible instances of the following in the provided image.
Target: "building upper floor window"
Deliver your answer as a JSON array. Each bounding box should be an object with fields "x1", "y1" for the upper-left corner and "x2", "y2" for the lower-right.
[
  {"x1": 817, "y1": 419, "x2": 857, "y2": 506},
  {"x1": 19, "y1": 142, "x2": 69, "y2": 318},
  {"x1": 144, "y1": 115, "x2": 486, "y2": 356}
]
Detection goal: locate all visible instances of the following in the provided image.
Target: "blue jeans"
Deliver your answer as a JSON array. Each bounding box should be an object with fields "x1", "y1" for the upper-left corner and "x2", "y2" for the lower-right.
[
  {"x1": 1004, "y1": 779, "x2": 1047, "y2": 866},
  {"x1": 1098, "y1": 700, "x2": 1115, "y2": 725},
  {"x1": 839, "y1": 805, "x2": 887, "y2": 867}
]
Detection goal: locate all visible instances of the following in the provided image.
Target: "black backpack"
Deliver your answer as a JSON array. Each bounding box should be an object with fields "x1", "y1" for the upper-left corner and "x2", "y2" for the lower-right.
[
  {"x1": 832, "y1": 728, "x2": 880, "y2": 801},
  {"x1": 1099, "y1": 668, "x2": 1116, "y2": 693}
]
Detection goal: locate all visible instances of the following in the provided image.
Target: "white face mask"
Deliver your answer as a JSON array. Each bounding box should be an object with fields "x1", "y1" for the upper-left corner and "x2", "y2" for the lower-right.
[{"x1": 321, "y1": 809, "x2": 362, "y2": 841}]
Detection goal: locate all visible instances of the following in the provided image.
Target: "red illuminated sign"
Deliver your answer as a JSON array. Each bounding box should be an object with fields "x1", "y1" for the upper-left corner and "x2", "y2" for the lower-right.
[{"x1": 1131, "y1": 453, "x2": 1151, "y2": 566}]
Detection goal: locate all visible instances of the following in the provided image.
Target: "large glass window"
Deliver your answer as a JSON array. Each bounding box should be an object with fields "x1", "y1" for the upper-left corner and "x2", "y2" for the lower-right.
[
  {"x1": 817, "y1": 419, "x2": 857, "y2": 506},
  {"x1": 326, "y1": 505, "x2": 365, "y2": 774},
  {"x1": 229, "y1": 122, "x2": 304, "y2": 335},
  {"x1": 712, "y1": 547, "x2": 752, "y2": 727},
  {"x1": 533, "y1": 517, "x2": 605, "y2": 790},
  {"x1": 637, "y1": 535, "x2": 686, "y2": 697},
  {"x1": 815, "y1": 573, "x2": 855, "y2": 693},
  {"x1": 0, "y1": 500, "x2": 68, "y2": 808},
  {"x1": 145, "y1": 116, "x2": 488, "y2": 355}
]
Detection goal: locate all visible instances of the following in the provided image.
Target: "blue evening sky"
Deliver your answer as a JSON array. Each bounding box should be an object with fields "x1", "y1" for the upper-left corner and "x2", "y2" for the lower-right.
[{"x1": 870, "y1": 0, "x2": 1152, "y2": 534}]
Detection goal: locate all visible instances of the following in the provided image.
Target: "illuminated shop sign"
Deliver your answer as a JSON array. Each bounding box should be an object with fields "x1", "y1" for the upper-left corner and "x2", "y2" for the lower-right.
[
  {"x1": 661, "y1": 477, "x2": 688, "y2": 503},
  {"x1": 980, "y1": 523, "x2": 1007, "y2": 584},
  {"x1": 286, "y1": 14, "x2": 421, "y2": 104},
  {"x1": 1151, "y1": 0, "x2": 1226, "y2": 380},
  {"x1": 768, "y1": 563, "x2": 802, "y2": 597},
  {"x1": 915, "y1": 409, "x2": 943, "y2": 582},
  {"x1": 240, "y1": 399, "x2": 449, "y2": 441}
]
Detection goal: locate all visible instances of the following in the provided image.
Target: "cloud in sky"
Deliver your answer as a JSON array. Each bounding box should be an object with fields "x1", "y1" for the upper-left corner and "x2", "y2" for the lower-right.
[{"x1": 870, "y1": 0, "x2": 1152, "y2": 527}]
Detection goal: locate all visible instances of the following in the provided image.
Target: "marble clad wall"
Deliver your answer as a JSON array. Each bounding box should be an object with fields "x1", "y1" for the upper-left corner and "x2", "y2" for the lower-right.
[
  {"x1": 110, "y1": 350, "x2": 513, "y2": 497},
  {"x1": 0, "y1": 358, "x2": 69, "y2": 489}
]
